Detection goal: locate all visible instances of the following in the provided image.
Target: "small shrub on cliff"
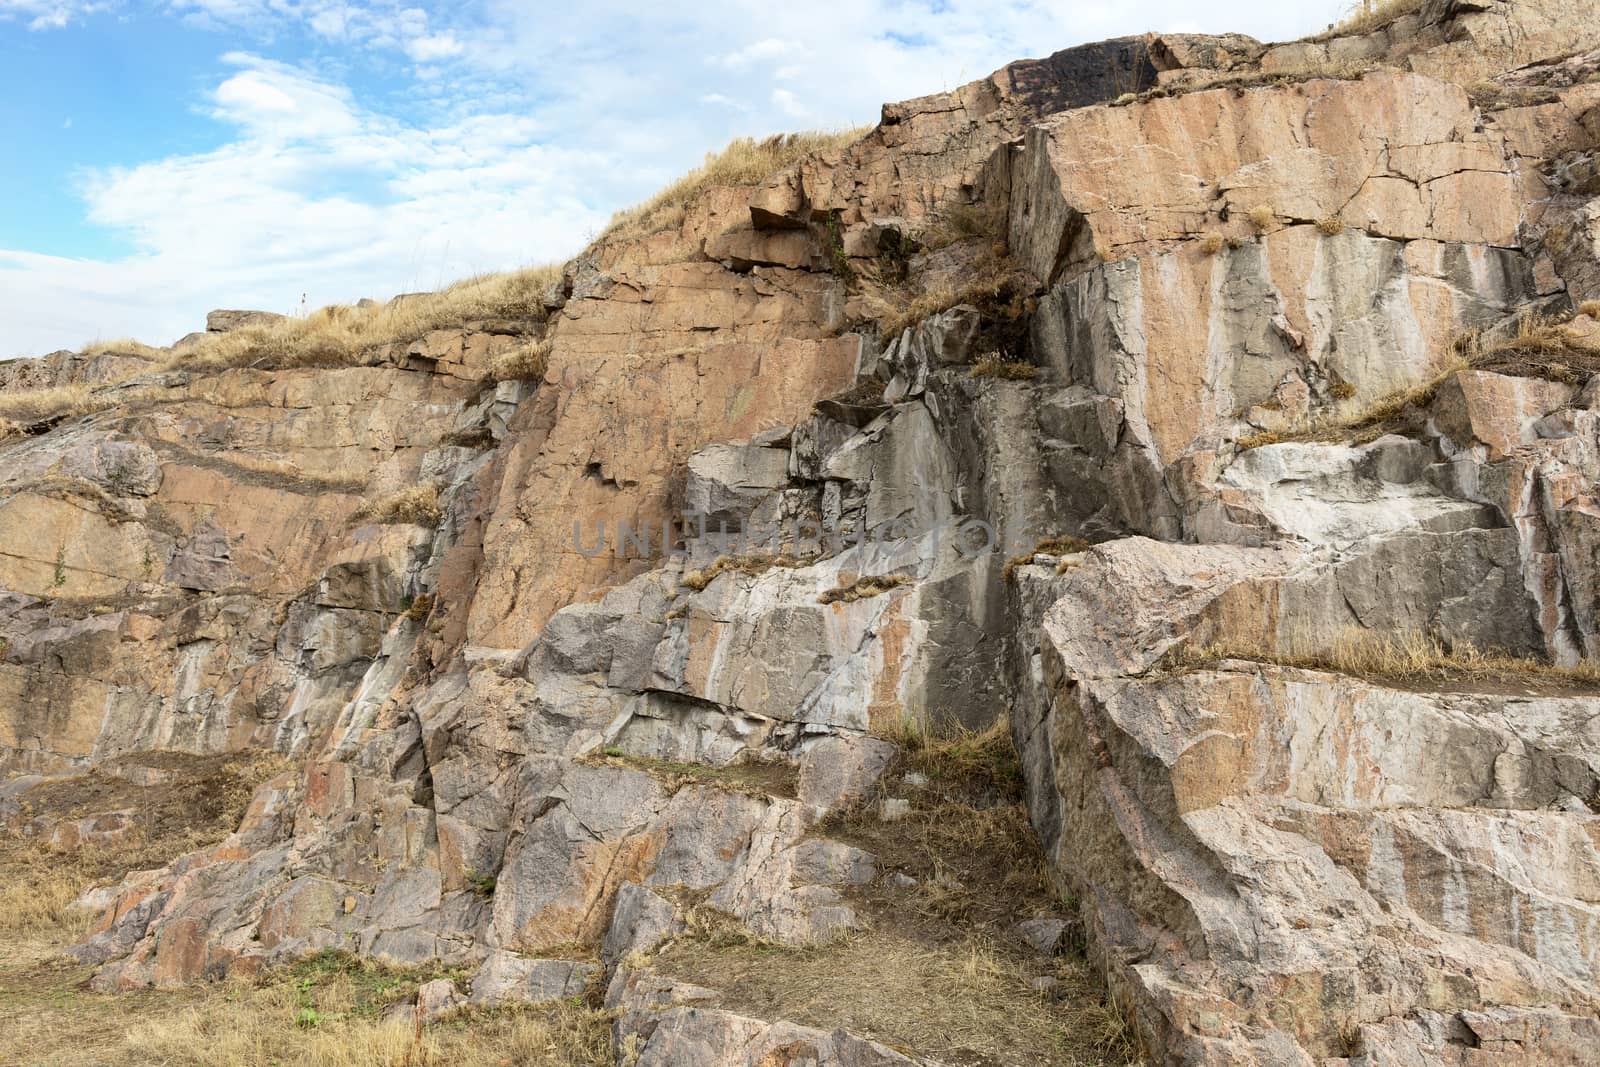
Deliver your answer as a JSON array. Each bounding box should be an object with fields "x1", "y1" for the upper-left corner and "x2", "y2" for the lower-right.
[
  {"x1": 1198, "y1": 232, "x2": 1224, "y2": 255},
  {"x1": 1247, "y1": 205, "x2": 1275, "y2": 232},
  {"x1": 1316, "y1": 215, "x2": 1346, "y2": 236},
  {"x1": 352, "y1": 484, "x2": 442, "y2": 527}
]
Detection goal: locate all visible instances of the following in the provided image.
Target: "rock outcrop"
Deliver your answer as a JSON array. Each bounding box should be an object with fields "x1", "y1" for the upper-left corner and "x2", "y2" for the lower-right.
[{"x1": 6, "y1": 2, "x2": 1600, "y2": 1064}]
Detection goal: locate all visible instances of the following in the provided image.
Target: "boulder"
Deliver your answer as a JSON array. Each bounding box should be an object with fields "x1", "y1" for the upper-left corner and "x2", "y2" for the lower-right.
[{"x1": 205, "y1": 309, "x2": 286, "y2": 333}]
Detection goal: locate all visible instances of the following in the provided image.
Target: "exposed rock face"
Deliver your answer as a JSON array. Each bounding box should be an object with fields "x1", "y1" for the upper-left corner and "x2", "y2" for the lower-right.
[
  {"x1": 6, "y1": 4, "x2": 1600, "y2": 1065},
  {"x1": 205, "y1": 309, "x2": 287, "y2": 333}
]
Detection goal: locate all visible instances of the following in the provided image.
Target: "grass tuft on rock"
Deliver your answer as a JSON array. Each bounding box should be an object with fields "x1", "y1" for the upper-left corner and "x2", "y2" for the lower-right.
[
  {"x1": 1175, "y1": 627, "x2": 1600, "y2": 690},
  {"x1": 1238, "y1": 305, "x2": 1600, "y2": 450},
  {"x1": 601, "y1": 130, "x2": 868, "y2": 242},
  {"x1": 970, "y1": 354, "x2": 1040, "y2": 380},
  {"x1": 679, "y1": 553, "x2": 808, "y2": 592},
  {"x1": 817, "y1": 572, "x2": 914, "y2": 604},
  {"x1": 1004, "y1": 535, "x2": 1092, "y2": 580},
  {"x1": 488, "y1": 338, "x2": 551, "y2": 383},
  {"x1": 579, "y1": 750, "x2": 799, "y2": 799},
  {"x1": 352, "y1": 484, "x2": 442, "y2": 527}
]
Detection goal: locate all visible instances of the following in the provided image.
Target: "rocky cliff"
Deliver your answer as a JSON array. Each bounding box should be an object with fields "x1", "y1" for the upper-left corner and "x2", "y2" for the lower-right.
[{"x1": 6, "y1": 1, "x2": 1600, "y2": 1063}]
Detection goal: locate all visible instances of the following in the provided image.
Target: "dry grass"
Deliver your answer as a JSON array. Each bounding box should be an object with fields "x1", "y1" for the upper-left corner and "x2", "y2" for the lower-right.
[
  {"x1": 679, "y1": 553, "x2": 808, "y2": 592},
  {"x1": 210, "y1": 452, "x2": 367, "y2": 491},
  {"x1": 163, "y1": 265, "x2": 562, "y2": 376},
  {"x1": 602, "y1": 130, "x2": 868, "y2": 242},
  {"x1": 652, "y1": 932, "x2": 1131, "y2": 1065},
  {"x1": 861, "y1": 242, "x2": 1032, "y2": 339},
  {"x1": 1330, "y1": 0, "x2": 1424, "y2": 35},
  {"x1": 1005, "y1": 536, "x2": 1092, "y2": 581},
  {"x1": 1239, "y1": 306, "x2": 1600, "y2": 450},
  {"x1": 0, "y1": 751, "x2": 288, "y2": 942},
  {"x1": 646, "y1": 717, "x2": 1140, "y2": 1065},
  {"x1": 5, "y1": 263, "x2": 563, "y2": 430},
  {"x1": 817, "y1": 572, "x2": 914, "y2": 605},
  {"x1": 1198, "y1": 232, "x2": 1224, "y2": 255},
  {"x1": 1236, "y1": 429, "x2": 1286, "y2": 450},
  {"x1": 1248, "y1": 205, "x2": 1275, "y2": 232},
  {"x1": 581, "y1": 751, "x2": 799, "y2": 799},
  {"x1": 0, "y1": 383, "x2": 117, "y2": 426},
  {"x1": 2, "y1": 951, "x2": 613, "y2": 1067},
  {"x1": 970, "y1": 354, "x2": 1040, "y2": 380},
  {"x1": 81, "y1": 339, "x2": 167, "y2": 360},
  {"x1": 352, "y1": 485, "x2": 441, "y2": 527},
  {"x1": 0, "y1": 753, "x2": 614, "y2": 1067},
  {"x1": 1316, "y1": 216, "x2": 1346, "y2": 236},
  {"x1": 487, "y1": 339, "x2": 551, "y2": 384},
  {"x1": 919, "y1": 201, "x2": 1005, "y2": 251},
  {"x1": 1176, "y1": 628, "x2": 1600, "y2": 689}
]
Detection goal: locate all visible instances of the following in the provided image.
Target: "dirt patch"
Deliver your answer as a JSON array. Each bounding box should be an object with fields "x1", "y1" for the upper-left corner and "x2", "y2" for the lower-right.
[
  {"x1": 0, "y1": 750, "x2": 290, "y2": 949},
  {"x1": 581, "y1": 751, "x2": 800, "y2": 800},
  {"x1": 10, "y1": 751, "x2": 288, "y2": 878},
  {"x1": 649, "y1": 721, "x2": 1143, "y2": 1066}
]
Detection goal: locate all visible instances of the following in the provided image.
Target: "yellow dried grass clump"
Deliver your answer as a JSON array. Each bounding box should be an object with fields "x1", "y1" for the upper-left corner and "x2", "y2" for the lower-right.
[
  {"x1": 969, "y1": 355, "x2": 1039, "y2": 381},
  {"x1": 818, "y1": 572, "x2": 914, "y2": 604},
  {"x1": 679, "y1": 553, "x2": 806, "y2": 592},
  {"x1": 0, "y1": 383, "x2": 116, "y2": 426},
  {"x1": 166, "y1": 265, "x2": 563, "y2": 376},
  {"x1": 488, "y1": 338, "x2": 552, "y2": 383},
  {"x1": 1003, "y1": 536, "x2": 1091, "y2": 581},
  {"x1": 80, "y1": 338, "x2": 167, "y2": 360},
  {"x1": 603, "y1": 129, "x2": 869, "y2": 242},
  {"x1": 352, "y1": 484, "x2": 442, "y2": 526},
  {"x1": 1180, "y1": 627, "x2": 1600, "y2": 687},
  {"x1": 862, "y1": 243, "x2": 1031, "y2": 339},
  {"x1": 1330, "y1": 0, "x2": 1424, "y2": 36},
  {"x1": 1238, "y1": 305, "x2": 1600, "y2": 451}
]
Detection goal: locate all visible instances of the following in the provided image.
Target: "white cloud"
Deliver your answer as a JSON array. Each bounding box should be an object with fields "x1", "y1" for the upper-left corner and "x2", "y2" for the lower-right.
[
  {"x1": 0, "y1": 0, "x2": 112, "y2": 30},
  {"x1": 2, "y1": 0, "x2": 1352, "y2": 355},
  {"x1": 405, "y1": 31, "x2": 463, "y2": 62},
  {"x1": 1, "y1": 55, "x2": 611, "y2": 352},
  {"x1": 718, "y1": 37, "x2": 792, "y2": 69},
  {"x1": 770, "y1": 88, "x2": 811, "y2": 121}
]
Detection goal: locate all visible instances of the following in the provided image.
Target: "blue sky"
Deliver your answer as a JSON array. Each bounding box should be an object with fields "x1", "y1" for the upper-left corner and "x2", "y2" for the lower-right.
[{"x1": 0, "y1": 0, "x2": 1347, "y2": 357}]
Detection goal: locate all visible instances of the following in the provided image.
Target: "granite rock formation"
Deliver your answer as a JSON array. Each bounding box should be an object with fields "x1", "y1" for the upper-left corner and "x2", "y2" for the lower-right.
[{"x1": 6, "y1": 1, "x2": 1600, "y2": 1063}]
